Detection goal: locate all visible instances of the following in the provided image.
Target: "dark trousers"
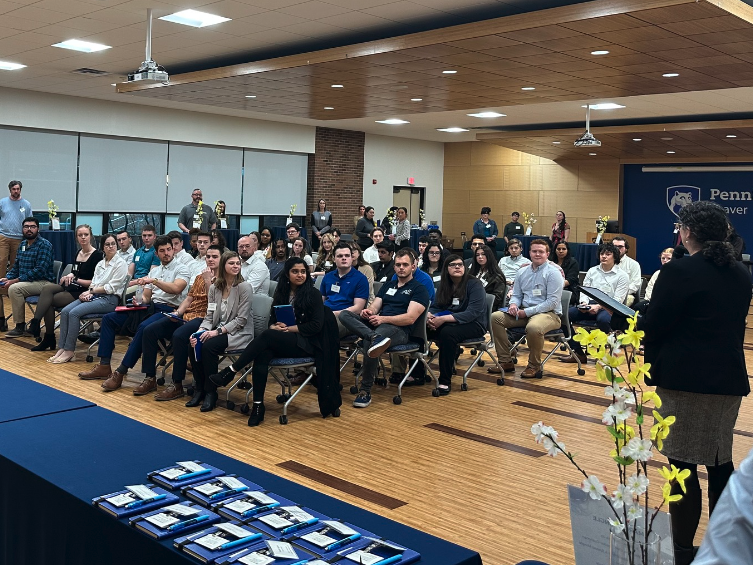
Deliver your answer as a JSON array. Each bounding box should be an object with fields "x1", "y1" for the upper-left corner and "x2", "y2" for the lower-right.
[
  {"x1": 98, "y1": 303, "x2": 174, "y2": 364},
  {"x1": 141, "y1": 316, "x2": 202, "y2": 379},
  {"x1": 192, "y1": 333, "x2": 229, "y2": 393},
  {"x1": 230, "y1": 329, "x2": 309, "y2": 403},
  {"x1": 427, "y1": 322, "x2": 484, "y2": 386},
  {"x1": 567, "y1": 306, "x2": 612, "y2": 356}
]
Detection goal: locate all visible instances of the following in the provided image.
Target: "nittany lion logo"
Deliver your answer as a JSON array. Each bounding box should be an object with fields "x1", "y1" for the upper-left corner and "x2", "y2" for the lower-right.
[{"x1": 666, "y1": 185, "x2": 700, "y2": 217}]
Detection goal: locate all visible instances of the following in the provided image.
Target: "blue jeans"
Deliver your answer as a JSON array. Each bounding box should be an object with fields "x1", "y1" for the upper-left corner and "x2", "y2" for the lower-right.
[
  {"x1": 97, "y1": 303, "x2": 174, "y2": 365},
  {"x1": 58, "y1": 294, "x2": 119, "y2": 351},
  {"x1": 568, "y1": 306, "x2": 613, "y2": 356}
]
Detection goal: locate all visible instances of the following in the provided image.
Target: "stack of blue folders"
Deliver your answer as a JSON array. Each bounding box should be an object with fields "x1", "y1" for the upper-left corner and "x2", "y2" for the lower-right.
[
  {"x1": 183, "y1": 475, "x2": 263, "y2": 507},
  {"x1": 148, "y1": 460, "x2": 225, "y2": 490},
  {"x1": 129, "y1": 501, "x2": 221, "y2": 539}
]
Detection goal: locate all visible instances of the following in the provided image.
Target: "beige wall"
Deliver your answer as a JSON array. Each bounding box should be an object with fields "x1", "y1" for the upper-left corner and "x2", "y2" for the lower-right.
[{"x1": 443, "y1": 141, "x2": 620, "y2": 245}]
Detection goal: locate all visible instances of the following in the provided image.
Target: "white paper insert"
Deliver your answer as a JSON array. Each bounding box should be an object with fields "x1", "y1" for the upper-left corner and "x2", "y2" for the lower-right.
[
  {"x1": 164, "y1": 504, "x2": 200, "y2": 517},
  {"x1": 301, "y1": 532, "x2": 336, "y2": 547},
  {"x1": 144, "y1": 513, "x2": 180, "y2": 528},
  {"x1": 248, "y1": 491, "x2": 277, "y2": 505},
  {"x1": 283, "y1": 506, "x2": 315, "y2": 522},
  {"x1": 266, "y1": 540, "x2": 299, "y2": 559},
  {"x1": 224, "y1": 499, "x2": 256, "y2": 514},
  {"x1": 195, "y1": 533, "x2": 226, "y2": 550},
  {"x1": 177, "y1": 460, "x2": 207, "y2": 473},
  {"x1": 258, "y1": 514, "x2": 293, "y2": 529},
  {"x1": 323, "y1": 521, "x2": 358, "y2": 536},
  {"x1": 217, "y1": 522, "x2": 252, "y2": 538},
  {"x1": 218, "y1": 476, "x2": 246, "y2": 490},
  {"x1": 159, "y1": 467, "x2": 185, "y2": 480},
  {"x1": 105, "y1": 493, "x2": 135, "y2": 507},
  {"x1": 126, "y1": 484, "x2": 159, "y2": 500},
  {"x1": 345, "y1": 551, "x2": 383, "y2": 565},
  {"x1": 194, "y1": 482, "x2": 224, "y2": 496},
  {"x1": 239, "y1": 553, "x2": 275, "y2": 565}
]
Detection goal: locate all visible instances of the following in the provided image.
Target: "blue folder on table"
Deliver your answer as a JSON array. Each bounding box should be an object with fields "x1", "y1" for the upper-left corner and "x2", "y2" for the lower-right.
[
  {"x1": 148, "y1": 460, "x2": 225, "y2": 490},
  {"x1": 246, "y1": 505, "x2": 330, "y2": 538},
  {"x1": 213, "y1": 490, "x2": 297, "y2": 522},
  {"x1": 92, "y1": 485, "x2": 178, "y2": 519},
  {"x1": 273, "y1": 305, "x2": 296, "y2": 327},
  {"x1": 174, "y1": 521, "x2": 266, "y2": 563},
  {"x1": 284, "y1": 520, "x2": 377, "y2": 557},
  {"x1": 183, "y1": 475, "x2": 263, "y2": 507},
  {"x1": 321, "y1": 537, "x2": 421, "y2": 565},
  {"x1": 129, "y1": 501, "x2": 221, "y2": 539},
  {"x1": 215, "y1": 539, "x2": 318, "y2": 565}
]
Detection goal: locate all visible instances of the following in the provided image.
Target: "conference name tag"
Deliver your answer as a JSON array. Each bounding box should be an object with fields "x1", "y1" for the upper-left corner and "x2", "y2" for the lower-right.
[
  {"x1": 452, "y1": 298, "x2": 460, "y2": 306},
  {"x1": 126, "y1": 484, "x2": 159, "y2": 500},
  {"x1": 106, "y1": 493, "x2": 136, "y2": 507},
  {"x1": 433, "y1": 275, "x2": 441, "y2": 282},
  {"x1": 207, "y1": 303, "x2": 217, "y2": 312},
  {"x1": 266, "y1": 540, "x2": 298, "y2": 559},
  {"x1": 380, "y1": 276, "x2": 387, "y2": 282},
  {"x1": 223, "y1": 499, "x2": 256, "y2": 514},
  {"x1": 346, "y1": 551, "x2": 383, "y2": 564},
  {"x1": 386, "y1": 287, "x2": 397, "y2": 296},
  {"x1": 330, "y1": 283, "x2": 340, "y2": 293},
  {"x1": 323, "y1": 521, "x2": 358, "y2": 536},
  {"x1": 217, "y1": 523, "x2": 253, "y2": 537},
  {"x1": 247, "y1": 491, "x2": 277, "y2": 505},
  {"x1": 164, "y1": 504, "x2": 200, "y2": 516},
  {"x1": 532, "y1": 289, "x2": 542, "y2": 296},
  {"x1": 195, "y1": 534, "x2": 226, "y2": 550},
  {"x1": 178, "y1": 461, "x2": 207, "y2": 473}
]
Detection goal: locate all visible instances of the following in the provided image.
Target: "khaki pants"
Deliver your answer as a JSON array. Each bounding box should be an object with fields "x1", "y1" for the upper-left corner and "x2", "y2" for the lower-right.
[
  {"x1": 0, "y1": 280, "x2": 54, "y2": 324},
  {"x1": 491, "y1": 310, "x2": 561, "y2": 369},
  {"x1": 0, "y1": 235, "x2": 21, "y2": 279}
]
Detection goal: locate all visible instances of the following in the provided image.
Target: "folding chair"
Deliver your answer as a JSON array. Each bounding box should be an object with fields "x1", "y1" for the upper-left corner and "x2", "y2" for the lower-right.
[
  {"x1": 457, "y1": 293, "x2": 503, "y2": 388},
  {"x1": 267, "y1": 280, "x2": 277, "y2": 298},
  {"x1": 508, "y1": 290, "x2": 584, "y2": 378},
  {"x1": 314, "y1": 276, "x2": 323, "y2": 291},
  {"x1": 81, "y1": 275, "x2": 132, "y2": 362},
  {"x1": 21, "y1": 260, "x2": 64, "y2": 322}
]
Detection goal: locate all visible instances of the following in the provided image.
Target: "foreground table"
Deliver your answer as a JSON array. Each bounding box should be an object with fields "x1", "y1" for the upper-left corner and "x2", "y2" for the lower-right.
[
  {"x1": 0, "y1": 369, "x2": 95, "y2": 424},
  {"x1": 0, "y1": 406, "x2": 482, "y2": 565}
]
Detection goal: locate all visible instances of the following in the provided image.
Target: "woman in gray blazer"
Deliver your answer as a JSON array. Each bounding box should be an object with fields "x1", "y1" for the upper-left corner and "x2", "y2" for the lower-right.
[{"x1": 189, "y1": 252, "x2": 253, "y2": 412}]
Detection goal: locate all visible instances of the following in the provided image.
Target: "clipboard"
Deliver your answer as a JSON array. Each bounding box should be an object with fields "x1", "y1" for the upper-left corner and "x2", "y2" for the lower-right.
[{"x1": 578, "y1": 286, "x2": 636, "y2": 318}]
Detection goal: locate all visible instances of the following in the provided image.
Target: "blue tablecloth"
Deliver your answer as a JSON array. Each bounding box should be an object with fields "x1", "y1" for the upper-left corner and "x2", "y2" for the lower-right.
[
  {"x1": 0, "y1": 369, "x2": 95, "y2": 424},
  {"x1": 181, "y1": 229, "x2": 239, "y2": 253},
  {"x1": 0, "y1": 406, "x2": 481, "y2": 565},
  {"x1": 409, "y1": 228, "x2": 429, "y2": 251},
  {"x1": 271, "y1": 226, "x2": 307, "y2": 242},
  {"x1": 575, "y1": 243, "x2": 599, "y2": 271},
  {"x1": 39, "y1": 229, "x2": 76, "y2": 267}
]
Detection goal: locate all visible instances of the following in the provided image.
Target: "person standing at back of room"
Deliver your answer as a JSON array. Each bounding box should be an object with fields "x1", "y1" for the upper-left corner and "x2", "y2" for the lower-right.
[{"x1": 0, "y1": 180, "x2": 32, "y2": 280}]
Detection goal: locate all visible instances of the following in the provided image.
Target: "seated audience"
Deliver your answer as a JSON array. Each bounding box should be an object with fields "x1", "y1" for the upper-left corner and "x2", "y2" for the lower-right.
[
  {"x1": 169, "y1": 230, "x2": 197, "y2": 268},
  {"x1": 286, "y1": 222, "x2": 311, "y2": 254},
  {"x1": 210, "y1": 229, "x2": 227, "y2": 254},
  {"x1": 259, "y1": 226, "x2": 273, "y2": 259},
  {"x1": 189, "y1": 231, "x2": 211, "y2": 280},
  {"x1": 116, "y1": 230, "x2": 136, "y2": 264},
  {"x1": 340, "y1": 248, "x2": 430, "y2": 408},
  {"x1": 30, "y1": 224, "x2": 103, "y2": 350},
  {"x1": 427, "y1": 228, "x2": 451, "y2": 264},
  {"x1": 349, "y1": 242, "x2": 375, "y2": 305},
  {"x1": 313, "y1": 233, "x2": 337, "y2": 276},
  {"x1": 427, "y1": 254, "x2": 487, "y2": 395},
  {"x1": 331, "y1": 228, "x2": 342, "y2": 245},
  {"x1": 421, "y1": 242, "x2": 445, "y2": 281},
  {"x1": 238, "y1": 233, "x2": 270, "y2": 294},
  {"x1": 562, "y1": 242, "x2": 629, "y2": 364},
  {"x1": 465, "y1": 234, "x2": 486, "y2": 267},
  {"x1": 266, "y1": 239, "x2": 289, "y2": 281},
  {"x1": 290, "y1": 236, "x2": 314, "y2": 272},
  {"x1": 77, "y1": 236, "x2": 190, "y2": 389},
  {"x1": 187, "y1": 227, "x2": 200, "y2": 257},
  {"x1": 612, "y1": 236, "x2": 641, "y2": 306},
  {"x1": 0, "y1": 217, "x2": 55, "y2": 336},
  {"x1": 320, "y1": 243, "x2": 369, "y2": 337},
  {"x1": 191, "y1": 253, "x2": 253, "y2": 412},
  {"x1": 469, "y1": 244, "x2": 506, "y2": 310},
  {"x1": 550, "y1": 241, "x2": 580, "y2": 304},
  {"x1": 208, "y1": 257, "x2": 341, "y2": 426},
  {"x1": 363, "y1": 227, "x2": 384, "y2": 264},
  {"x1": 145, "y1": 246, "x2": 221, "y2": 402},
  {"x1": 417, "y1": 235, "x2": 429, "y2": 268},
  {"x1": 498, "y1": 238, "x2": 530, "y2": 286},
  {"x1": 45, "y1": 234, "x2": 128, "y2": 364},
  {"x1": 127, "y1": 224, "x2": 160, "y2": 289},
  {"x1": 370, "y1": 241, "x2": 395, "y2": 282},
  {"x1": 488, "y1": 239, "x2": 563, "y2": 379}
]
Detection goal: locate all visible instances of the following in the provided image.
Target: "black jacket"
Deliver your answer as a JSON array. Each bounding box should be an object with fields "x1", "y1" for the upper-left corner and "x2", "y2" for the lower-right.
[
  {"x1": 644, "y1": 252, "x2": 751, "y2": 396},
  {"x1": 371, "y1": 259, "x2": 395, "y2": 283},
  {"x1": 559, "y1": 256, "x2": 580, "y2": 304}
]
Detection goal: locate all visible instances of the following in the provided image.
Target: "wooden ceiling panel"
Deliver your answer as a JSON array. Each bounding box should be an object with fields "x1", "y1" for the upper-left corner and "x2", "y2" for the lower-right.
[
  {"x1": 629, "y1": 36, "x2": 703, "y2": 52},
  {"x1": 559, "y1": 14, "x2": 648, "y2": 34},
  {"x1": 479, "y1": 44, "x2": 555, "y2": 58},
  {"x1": 659, "y1": 15, "x2": 752, "y2": 36},
  {"x1": 442, "y1": 35, "x2": 522, "y2": 51},
  {"x1": 497, "y1": 24, "x2": 583, "y2": 43},
  {"x1": 691, "y1": 28, "x2": 753, "y2": 46},
  {"x1": 632, "y1": 2, "x2": 730, "y2": 25}
]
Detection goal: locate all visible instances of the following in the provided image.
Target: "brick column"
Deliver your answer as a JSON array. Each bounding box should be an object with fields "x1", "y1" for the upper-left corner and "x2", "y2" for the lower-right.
[{"x1": 307, "y1": 127, "x2": 365, "y2": 234}]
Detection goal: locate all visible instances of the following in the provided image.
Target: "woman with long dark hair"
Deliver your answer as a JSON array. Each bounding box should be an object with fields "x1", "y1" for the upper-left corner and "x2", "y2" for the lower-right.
[
  {"x1": 645, "y1": 201, "x2": 751, "y2": 565},
  {"x1": 349, "y1": 242, "x2": 375, "y2": 306},
  {"x1": 550, "y1": 241, "x2": 579, "y2": 304},
  {"x1": 427, "y1": 254, "x2": 487, "y2": 395},
  {"x1": 468, "y1": 244, "x2": 506, "y2": 310},
  {"x1": 355, "y1": 206, "x2": 376, "y2": 249},
  {"x1": 550, "y1": 210, "x2": 570, "y2": 247},
  {"x1": 210, "y1": 229, "x2": 227, "y2": 254},
  {"x1": 259, "y1": 226, "x2": 273, "y2": 259},
  {"x1": 421, "y1": 242, "x2": 444, "y2": 279},
  {"x1": 208, "y1": 257, "x2": 341, "y2": 426}
]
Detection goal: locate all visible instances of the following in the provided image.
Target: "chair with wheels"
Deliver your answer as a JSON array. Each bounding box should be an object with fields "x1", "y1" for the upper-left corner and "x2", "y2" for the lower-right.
[
  {"x1": 457, "y1": 293, "x2": 504, "y2": 388},
  {"x1": 80, "y1": 275, "x2": 132, "y2": 362}
]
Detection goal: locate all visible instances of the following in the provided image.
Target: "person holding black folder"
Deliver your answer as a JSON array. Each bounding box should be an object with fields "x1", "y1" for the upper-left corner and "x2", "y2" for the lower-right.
[
  {"x1": 208, "y1": 257, "x2": 341, "y2": 426},
  {"x1": 644, "y1": 201, "x2": 751, "y2": 565}
]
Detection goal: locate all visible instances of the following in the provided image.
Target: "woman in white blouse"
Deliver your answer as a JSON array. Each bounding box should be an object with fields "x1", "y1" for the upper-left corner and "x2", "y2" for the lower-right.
[{"x1": 46, "y1": 233, "x2": 128, "y2": 363}]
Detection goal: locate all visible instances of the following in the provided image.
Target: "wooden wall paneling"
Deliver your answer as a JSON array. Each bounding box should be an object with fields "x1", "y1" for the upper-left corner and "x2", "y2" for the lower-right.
[
  {"x1": 538, "y1": 190, "x2": 617, "y2": 218},
  {"x1": 442, "y1": 187, "x2": 472, "y2": 215},
  {"x1": 470, "y1": 166, "x2": 505, "y2": 190},
  {"x1": 443, "y1": 142, "x2": 472, "y2": 167},
  {"x1": 503, "y1": 166, "x2": 532, "y2": 191},
  {"x1": 541, "y1": 163, "x2": 579, "y2": 191},
  {"x1": 470, "y1": 142, "x2": 510, "y2": 166},
  {"x1": 443, "y1": 166, "x2": 472, "y2": 193},
  {"x1": 576, "y1": 163, "x2": 621, "y2": 191}
]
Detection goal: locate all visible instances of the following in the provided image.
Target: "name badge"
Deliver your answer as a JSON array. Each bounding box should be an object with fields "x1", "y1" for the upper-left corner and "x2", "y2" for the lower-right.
[
  {"x1": 330, "y1": 284, "x2": 340, "y2": 293},
  {"x1": 287, "y1": 243, "x2": 293, "y2": 248},
  {"x1": 433, "y1": 275, "x2": 441, "y2": 282},
  {"x1": 193, "y1": 221, "x2": 200, "y2": 229},
  {"x1": 193, "y1": 215, "x2": 199, "y2": 220},
  {"x1": 321, "y1": 214, "x2": 326, "y2": 221},
  {"x1": 136, "y1": 255, "x2": 141, "y2": 262},
  {"x1": 481, "y1": 279, "x2": 488, "y2": 287},
  {"x1": 386, "y1": 287, "x2": 397, "y2": 296},
  {"x1": 532, "y1": 288, "x2": 542, "y2": 296},
  {"x1": 516, "y1": 225, "x2": 521, "y2": 230},
  {"x1": 207, "y1": 303, "x2": 217, "y2": 312},
  {"x1": 380, "y1": 277, "x2": 387, "y2": 282},
  {"x1": 325, "y1": 261, "x2": 332, "y2": 267},
  {"x1": 452, "y1": 298, "x2": 460, "y2": 306}
]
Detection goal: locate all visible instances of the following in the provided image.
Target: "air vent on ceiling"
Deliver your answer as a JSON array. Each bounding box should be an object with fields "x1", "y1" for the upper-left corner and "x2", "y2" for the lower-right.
[{"x1": 72, "y1": 68, "x2": 109, "y2": 76}]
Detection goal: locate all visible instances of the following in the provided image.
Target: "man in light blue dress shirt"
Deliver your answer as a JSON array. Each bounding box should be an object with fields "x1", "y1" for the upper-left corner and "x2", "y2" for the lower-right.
[{"x1": 0, "y1": 180, "x2": 32, "y2": 279}]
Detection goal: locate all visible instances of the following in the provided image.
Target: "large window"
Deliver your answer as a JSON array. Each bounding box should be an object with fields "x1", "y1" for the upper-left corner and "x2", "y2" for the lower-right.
[{"x1": 107, "y1": 213, "x2": 163, "y2": 246}]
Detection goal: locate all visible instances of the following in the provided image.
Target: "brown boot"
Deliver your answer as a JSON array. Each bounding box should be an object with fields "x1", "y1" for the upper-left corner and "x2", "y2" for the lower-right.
[
  {"x1": 154, "y1": 382, "x2": 184, "y2": 401},
  {"x1": 521, "y1": 365, "x2": 542, "y2": 379},
  {"x1": 133, "y1": 376, "x2": 157, "y2": 396},
  {"x1": 78, "y1": 364, "x2": 112, "y2": 380},
  {"x1": 488, "y1": 361, "x2": 515, "y2": 374},
  {"x1": 101, "y1": 371, "x2": 125, "y2": 392}
]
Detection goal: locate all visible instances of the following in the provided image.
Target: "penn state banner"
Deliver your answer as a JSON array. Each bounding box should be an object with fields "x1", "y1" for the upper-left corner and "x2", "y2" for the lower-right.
[{"x1": 622, "y1": 164, "x2": 752, "y2": 272}]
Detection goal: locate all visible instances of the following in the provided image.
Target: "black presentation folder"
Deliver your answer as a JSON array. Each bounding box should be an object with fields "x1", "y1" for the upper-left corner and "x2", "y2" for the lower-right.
[{"x1": 578, "y1": 286, "x2": 636, "y2": 319}]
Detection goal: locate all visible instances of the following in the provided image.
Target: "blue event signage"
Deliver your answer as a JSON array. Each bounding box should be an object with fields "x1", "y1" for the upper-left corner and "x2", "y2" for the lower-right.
[{"x1": 622, "y1": 164, "x2": 751, "y2": 272}]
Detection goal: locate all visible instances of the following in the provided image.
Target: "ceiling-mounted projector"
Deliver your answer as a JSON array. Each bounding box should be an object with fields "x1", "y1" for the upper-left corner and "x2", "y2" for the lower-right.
[
  {"x1": 126, "y1": 9, "x2": 168, "y2": 84},
  {"x1": 574, "y1": 105, "x2": 601, "y2": 147}
]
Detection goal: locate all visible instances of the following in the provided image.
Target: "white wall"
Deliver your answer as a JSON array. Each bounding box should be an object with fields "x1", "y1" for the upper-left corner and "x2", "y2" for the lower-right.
[
  {"x1": 363, "y1": 133, "x2": 444, "y2": 225},
  {"x1": 0, "y1": 87, "x2": 314, "y2": 154}
]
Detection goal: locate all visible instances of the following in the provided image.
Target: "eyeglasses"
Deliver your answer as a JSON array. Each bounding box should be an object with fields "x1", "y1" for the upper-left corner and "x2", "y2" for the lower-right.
[
  {"x1": 448, "y1": 262, "x2": 464, "y2": 269},
  {"x1": 428, "y1": 251, "x2": 441, "y2": 256},
  {"x1": 471, "y1": 242, "x2": 482, "y2": 246}
]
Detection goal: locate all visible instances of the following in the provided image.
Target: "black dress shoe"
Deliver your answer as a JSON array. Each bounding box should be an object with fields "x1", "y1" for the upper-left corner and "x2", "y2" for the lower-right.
[
  {"x1": 31, "y1": 333, "x2": 56, "y2": 352},
  {"x1": 185, "y1": 390, "x2": 205, "y2": 407},
  {"x1": 0, "y1": 317, "x2": 7, "y2": 332},
  {"x1": 77, "y1": 331, "x2": 100, "y2": 344},
  {"x1": 209, "y1": 366, "x2": 237, "y2": 387},
  {"x1": 28, "y1": 318, "x2": 40, "y2": 338},
  {"x1": 247, "y1": 403, "x2": 266, "y2": 427},
  {"x1": 200, "y1": 391, "x2": 218, "y2": 412}
]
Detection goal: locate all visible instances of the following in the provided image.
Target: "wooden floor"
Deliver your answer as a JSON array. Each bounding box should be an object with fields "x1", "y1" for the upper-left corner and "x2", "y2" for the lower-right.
[{"x1": 3, "y1": 302, "x2": 753, "y2": 565}]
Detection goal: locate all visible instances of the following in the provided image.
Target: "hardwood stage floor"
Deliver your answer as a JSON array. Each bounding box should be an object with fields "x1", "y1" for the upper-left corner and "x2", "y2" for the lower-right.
[{"x1": 2, "y1": 307, "x2": 752, "y2": 565}]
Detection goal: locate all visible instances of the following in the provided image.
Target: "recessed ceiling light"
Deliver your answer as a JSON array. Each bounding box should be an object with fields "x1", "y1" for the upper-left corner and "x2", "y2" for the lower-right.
[
  {"x1": 727, "y1": 134, "x2": 737, "y2": 138},
  {"x1": 0, "y1": 61, "x2": 26, "y2": 70},
  {"x1": 442, "y1": 70, "x2": 457, "y2": 74},
  {"x1": 663, "y1": 73, "x2": 679, "y2": 78},
  {"x1": 661, "y1": 137, "x2": 673, "y2": 141},
  {"x1": 521, "y1": 87, "x2": 536, "y2": 91},
  {"x1": 582, "y1": 103, "x2": 625, "y2": 110},
  {"x1": 552, "y1": 141, "x2": 561, "y2": 144},
  {"x1": 245, "y1": 95, "x2": 256, "y2": 98},
  {"x1": 324, "y1": 106, "x2": 334, "y2": 110},
  {"x1": 632, "y1": 138, "x2": 642, "y2": 141},
  {"x1": 159, "y1": 9, "x2": 231, "y2": 28},
  {"x1": 52, "y1": 39, "x2": 111, "y2": 53},
  {"x1": 467, "y1": 111, "x2": 506, "y2": 118},
  {"x1": 589, "y1": 153, "x2": 597, "y2": 156},
  {"x1": 437, "y1": 127, "x2": 469, "y2": 133},
  {"x1": 667, "y1": 151, "x2": 676, "y2": 154},
  {"x1": 331, "y1": 84, "x2": 343, "y2": 88},
  {"x1": 411, "y1": 98, "x2": 423, "y2": 102},
  {"x1": 591, "y1": 50, "x2": 610, "y2": 55},
  {"x1": 376, "y1": 119, "x2": 410, "y2": 125}
]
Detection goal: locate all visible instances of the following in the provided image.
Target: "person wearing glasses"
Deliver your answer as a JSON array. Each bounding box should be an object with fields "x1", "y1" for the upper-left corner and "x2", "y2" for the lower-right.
[
  {"x1": 427, "y1": 255, "x2": 487, "y2": 395},
  {"x1": 45, "y1": 233, "x2": 128, "y2": 364},
  {"x1": 286, "y1": 222, "x2": 311, "y2": 255},
  {"x1": 421, "y1": 242, "x2": 445, "y2": 281},
  {"x1": 488, "y1": 239, "x2": 563, "y2": 379},
  {"x1": 465, "y1": 234, "x2": 486, "y2": 268},
  {"x1": 178, "y1": 188, "x2": 217, "y2": 233},
  {"x1": 611, "y1": 236, "x2": 642, "y2": 306}
]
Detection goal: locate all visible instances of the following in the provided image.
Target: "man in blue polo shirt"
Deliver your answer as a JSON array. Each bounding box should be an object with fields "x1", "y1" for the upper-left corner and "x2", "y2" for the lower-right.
[
  {"x1": 127, "y1": 224, "x2": 160, "y2": 292},
  {"x1": 321, "y1": 243, "x2": 369, "y2": 337}
]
